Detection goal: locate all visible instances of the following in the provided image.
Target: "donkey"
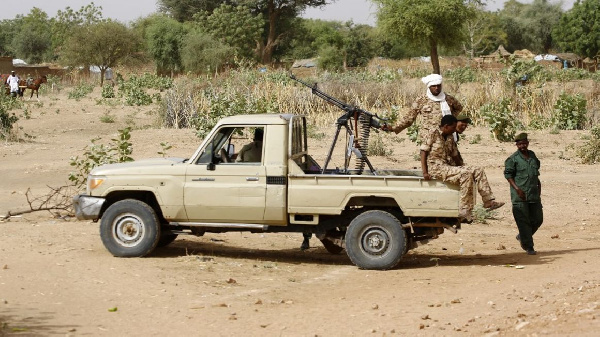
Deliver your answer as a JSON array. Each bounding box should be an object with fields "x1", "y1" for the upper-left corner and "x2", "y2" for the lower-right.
[{"x1": 18, "y1": 75, "x2": 47, "y2": 100}]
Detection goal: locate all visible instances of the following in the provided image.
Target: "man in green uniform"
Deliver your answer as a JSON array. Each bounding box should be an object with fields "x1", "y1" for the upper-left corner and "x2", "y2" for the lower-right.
[{"x1": 504, "y1": 133, "x2": 543, "y2": 255}]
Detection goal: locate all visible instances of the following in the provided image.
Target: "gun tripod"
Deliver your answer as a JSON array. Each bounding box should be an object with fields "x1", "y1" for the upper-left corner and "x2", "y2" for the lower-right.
[{"x1": 321, "y1": 111, "x2": 377, "y2": 175}]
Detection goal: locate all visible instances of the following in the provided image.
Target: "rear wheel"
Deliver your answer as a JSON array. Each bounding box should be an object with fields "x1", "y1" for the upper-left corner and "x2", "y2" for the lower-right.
[
  {"x1": 100, "y1": 199, "x2": 160, "y2": 257},
  {"x1": 345, "y1": 210, "x2": 406, "y2": 270}
]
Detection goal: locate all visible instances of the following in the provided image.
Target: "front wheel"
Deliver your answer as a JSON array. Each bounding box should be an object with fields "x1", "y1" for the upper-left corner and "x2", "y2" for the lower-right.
[
  {"x1": 100, "y1": 199, "x2": 161, "y2": 257},
  {"x1": 345, "y1": 210, "x2": 406, "y2": 270}
]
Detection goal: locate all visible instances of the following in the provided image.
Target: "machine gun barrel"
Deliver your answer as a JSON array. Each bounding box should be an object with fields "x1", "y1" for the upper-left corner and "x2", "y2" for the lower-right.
[{"x1": 289, "y1": 73, "x2": 383, "y2": 128}]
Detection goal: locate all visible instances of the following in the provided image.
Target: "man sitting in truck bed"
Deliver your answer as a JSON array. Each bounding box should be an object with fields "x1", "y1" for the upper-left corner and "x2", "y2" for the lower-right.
[
  {"x1": 236, "y1": 128, "x2": 263, "y2": 163},
  {"x1": 421, "y1": 115, "x2": 504, "y2": 222}
]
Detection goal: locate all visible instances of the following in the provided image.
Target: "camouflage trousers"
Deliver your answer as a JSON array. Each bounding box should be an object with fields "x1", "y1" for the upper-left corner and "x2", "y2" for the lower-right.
[{"x1": 430, "y1": 164, "x2": 495, "y2": 213}]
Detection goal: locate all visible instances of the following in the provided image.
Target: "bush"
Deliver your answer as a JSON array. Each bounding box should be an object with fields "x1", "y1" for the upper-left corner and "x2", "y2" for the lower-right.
[
  {"x1": 318, "y1": 45, "x2": 344, "y2": 72},
  {"x1": 480, "y1": 98, "x2": 520, "y2": 142},
  {"x1": 444, "y1": 67, "x2": 478, "y2": 84},
  {"x1": 101, "y1": 84, "x2": 115, "y2": 98},
  {"x1": 69, "y1": 127, "x2": 134, "y2": 189},
  {"x1": 576, "y1": 125, "x2": 600, "y2": 164},
  {"x1": 552, "y1": 92, "x2": 587, "y2": 130},
  {"x1": 0, "y1": 105, "x2": 18, "y2": 139},
  {"x1": 68, "y1": 83, "x2": 94, "y2": 100}
]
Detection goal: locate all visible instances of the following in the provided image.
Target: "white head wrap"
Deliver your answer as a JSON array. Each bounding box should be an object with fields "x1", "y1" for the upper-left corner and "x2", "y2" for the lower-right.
[{"x1": 421, "y1": 74, "x2": 443, "y2": 87}]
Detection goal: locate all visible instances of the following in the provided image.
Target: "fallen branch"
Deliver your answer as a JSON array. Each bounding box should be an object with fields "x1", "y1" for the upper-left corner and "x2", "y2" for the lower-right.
[{"x1": 2, "y1": 185, "x2": 77, "y2": 220}]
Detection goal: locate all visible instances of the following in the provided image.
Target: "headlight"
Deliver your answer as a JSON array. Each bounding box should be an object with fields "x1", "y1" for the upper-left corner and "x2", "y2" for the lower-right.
[{"x1": 88, "y1": 176, "x2": 105, "y2": 191}]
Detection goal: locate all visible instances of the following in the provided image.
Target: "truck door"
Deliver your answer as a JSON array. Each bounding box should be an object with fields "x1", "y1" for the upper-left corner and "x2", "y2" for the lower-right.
[{"x1": 184, "y1": 126, "x2": 267, "y2": 222}]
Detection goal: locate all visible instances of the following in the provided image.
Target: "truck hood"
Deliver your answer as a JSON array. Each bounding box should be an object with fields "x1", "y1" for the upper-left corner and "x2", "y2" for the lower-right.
[{"x1": 90, "y1": 157, "x2": 187, "y2": 176}]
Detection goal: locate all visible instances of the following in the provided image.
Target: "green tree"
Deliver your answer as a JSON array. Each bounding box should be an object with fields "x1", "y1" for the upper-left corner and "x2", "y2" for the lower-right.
[
  {"x1": 373, "y1": 0, "x2": 477, "y2": 74},
  {"x1": 11, "y1": 8, "x2": 53, "y2": 63},
  {"x1": 498, "y1": 0, "x2": 528, "y2": 52},
  {"x1": 520, "y1": 0, "x2": 562, "y2": 53},
  {"x1": 158, "y1": 0, "x2": 229, "y2": 22},
  {"x1": 181, "y1": 29, "x2": 235, "y2": 73},
  {"x1": 0, "y1": 19, "x2": 20, "y2": 56},
  {"x1": 145, "y1": 16, "x2": 185, "y2": 76},
  {"x1": 192, "y1": 4, "x2": 264, "y2": 59},
  {"x1": 344, "y1": 23, "x2": 377, "y2": 68},
  {"x1": 552, "y1": 0, "x2": 600, "y2": 58},
  {"x1": 52, "y1": 3, "x2": 105, "y2": 58},
  {"x1": 61, "y1": 20, "x2": 139, "y2": 86},
  {"x1": 463, "y1": 8, "x2": 507, "y2": 57}
]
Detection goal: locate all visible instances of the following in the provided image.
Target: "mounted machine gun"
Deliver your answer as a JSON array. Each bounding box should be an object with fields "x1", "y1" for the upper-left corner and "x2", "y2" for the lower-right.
[{"x1": 290, "y1": 74, "x2": 386, "y2": 175}]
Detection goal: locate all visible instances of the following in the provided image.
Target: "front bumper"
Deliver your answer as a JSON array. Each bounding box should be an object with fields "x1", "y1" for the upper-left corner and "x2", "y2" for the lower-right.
[{"x1": 72, "y1": 194, "x2": 105, "y2": 221}]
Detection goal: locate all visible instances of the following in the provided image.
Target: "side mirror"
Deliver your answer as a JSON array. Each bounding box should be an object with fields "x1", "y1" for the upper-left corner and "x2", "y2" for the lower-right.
[
  {"x1": 227, "y1": 144, "x2": 235, "y2": 156},
  {"x1": 207, "y1": 162, "x2": 216, "y2": 171}
]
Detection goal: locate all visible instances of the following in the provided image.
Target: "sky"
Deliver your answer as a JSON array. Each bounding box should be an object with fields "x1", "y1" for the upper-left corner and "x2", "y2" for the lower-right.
[{"x1": 0, "y1": 0, "x2": 577, "y2": 25}]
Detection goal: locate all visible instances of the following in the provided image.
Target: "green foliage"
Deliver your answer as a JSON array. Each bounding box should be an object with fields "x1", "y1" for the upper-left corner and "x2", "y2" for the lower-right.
[
  {"x1": 444, "y1": 67, "x2": 478, "y2": 84},
  {"x1": 69, "y1": 128, "x2": 134, "y2": 189},
  {"x1": 145, "y1": 16, "x2": 185, "y2": 75},
  {"x1": 100, "y1": 113, "x2": 115, "y2": 123},
  {"x1": 0, "y1": 105, "x2": 19, "y2": 139},
  {"x1": 318, "y1": 45, "x2": 344, "y2": 71},
  {"x1": 552, "y1": 0, "x2": 600, "y2": 58},
  {"x1": 11, "y1": 8, "x2": 53, "y2": 63},
  {"x1": 101, "y1": 84, "x2": 115, "y2": 98},
  {"x1": 181, "y1": 29, "x2": 235, "y2": 73},
  {"x1": 191, "y1": 89, "x2": 278, "y2": 139},
  {"x1": 501, "y1": 58, "x2": 550, "y2": 85},
  {"x1": 552, "y1": 93, "x2": 587, "y2": 130},
  {"x1": 115, "y1": 73, "x2": 170, "y2": 106},
  {"x1": 158, "y1": 142, "x2": 172, "y2": 157},
  {"x1": 368, "y1": 133, "x2": 393, "y2": 156},
  {"x1": 61, "y1": 21, "x2": 139, "y2": 87},
  {"x1": 480, "y1": 98, "x2": 520, "y2": 142},
  {"x1": 472, "y1": 204, "x2": 497, "y2": 224},
  {"x1": 68, "y1": 83, "x2": 94, "y2": 100},
  {"x1": 52, "y1": 3, "x2": 104, "y2": 58},
  {"x1": 192, "y1": 4, "x2": 264, "y2": 60},
  {"x1": 576, "y1": 126, "x2": 600, "y2": 164},
  {"x1": 406, "y1": 123, "x2": 420, "y2": 145}
]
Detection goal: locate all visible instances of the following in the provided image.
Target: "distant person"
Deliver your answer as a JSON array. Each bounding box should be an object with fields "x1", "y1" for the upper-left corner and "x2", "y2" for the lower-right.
[
  {"x1": 6, "y1": 71, "x2": 20, "y2": 97},
  {"x1": 382, "y1": 73, "x2": 462, "y2": 143},
  {"x1": 421, "y1": 115, "x2": 504, "y2": 223},
  {"x1": 504, "y1": 133, "x2": 543, "y2": 255},
  {"x1": 236, "y1": 128, "x2": 263, "y2": 163}
]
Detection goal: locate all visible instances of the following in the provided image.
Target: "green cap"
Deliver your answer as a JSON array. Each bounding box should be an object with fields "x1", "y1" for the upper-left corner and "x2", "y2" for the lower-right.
[
  {"x1": 514, "y1": 132, "x2": 528, "y2": 142},
  {"x1": 456, "y1": 114, "x2": 471, "y2": 124}
]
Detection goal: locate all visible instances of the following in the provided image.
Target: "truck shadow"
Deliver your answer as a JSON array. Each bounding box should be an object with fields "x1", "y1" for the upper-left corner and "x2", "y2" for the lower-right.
[{"x1": 151, "y1": 239, "x2": 600, "y2": 269}]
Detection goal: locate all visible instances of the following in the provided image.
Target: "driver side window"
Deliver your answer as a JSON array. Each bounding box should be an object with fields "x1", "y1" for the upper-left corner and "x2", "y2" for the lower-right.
[{"x1": 196, "y1": 126, "x2": 264, "y2": 165}]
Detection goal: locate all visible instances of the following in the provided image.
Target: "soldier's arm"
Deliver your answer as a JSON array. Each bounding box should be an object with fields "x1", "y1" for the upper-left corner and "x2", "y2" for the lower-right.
[{"x1": 391, "y1": 101, "x2": 420, "y2": 134}]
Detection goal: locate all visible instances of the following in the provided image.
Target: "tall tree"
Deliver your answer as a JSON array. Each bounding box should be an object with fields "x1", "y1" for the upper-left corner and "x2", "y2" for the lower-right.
[
  {"x1": 552, "y1": 0, "x2": 600, "y2": 58},
  {"x1": 463, "y1": 8, "x2": 507, "y2": 57},
  {"x1": 373, "y1": 0, "x2": 478, "y2": 74},
  {"x1": 520, "y1": 0, "x2": 562, "y2": 53},
  {"x1": 12, "y1": 8, "x2": 53, "y2": 64},
  {"x1": 158, "y1": 0, "x2": 232, "y2": 22},
  {"x1": 192, "y1": 4, "x2": 264, "y2": 59},
  {"x1": 52, "y1": 3, "x2": 105, "y2": 58},
  {"x1": 144, "y1": 16, "x2": 186, "y2": 76},
  {"x1": 61, "y1": 20, "x2": 139, "y2": 86}
]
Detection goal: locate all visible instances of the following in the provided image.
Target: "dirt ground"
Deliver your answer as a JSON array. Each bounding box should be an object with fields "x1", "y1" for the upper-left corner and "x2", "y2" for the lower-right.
[{"x1": 1, "y1": 88, "x2": 600, "y2": 336}]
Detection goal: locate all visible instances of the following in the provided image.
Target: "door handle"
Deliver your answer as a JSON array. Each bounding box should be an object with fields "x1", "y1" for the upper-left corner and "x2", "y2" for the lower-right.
[
  {"x1": 246, "y1": 177, "x2": 259, "y2": 181},
  {"x1": 192, "y1": 177, "x2": 215, "y2": 181}
]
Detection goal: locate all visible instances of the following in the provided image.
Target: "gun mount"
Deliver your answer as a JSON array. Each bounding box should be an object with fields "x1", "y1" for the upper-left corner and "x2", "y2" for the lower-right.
[{"x1": 290, "y1": 74, "x2": 385, "y2": 175}]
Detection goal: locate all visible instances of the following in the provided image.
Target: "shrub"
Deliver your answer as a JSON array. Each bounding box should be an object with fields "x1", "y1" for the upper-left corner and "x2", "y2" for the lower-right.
[
  {"x1": 444, "y1": 67, "x2": 478, "y2": 84},
  {"x1": 552, "y1": 92, "x2": 587, "y2": 130},
  {"x1": 101, "y1": 84, "x2": 115, "y2": 98},
  {"x1": 576, "y1": 125, "x2": 600, "y2": 164},
  {"x1": 368, "y1": 133, "x2": 393, "y2": 156},
  {"x1": 68, "y1": 83, "x2": 94, "y2": 100},
  {"x1": 69, "y1": 127, "x2": 134, "y2": 189},
  {"x1": 0, "y1": 105, "x2": 19, "y2": 139},
  {"x1": 480, "y1": 98, "x2": 520, "y2": 142}
]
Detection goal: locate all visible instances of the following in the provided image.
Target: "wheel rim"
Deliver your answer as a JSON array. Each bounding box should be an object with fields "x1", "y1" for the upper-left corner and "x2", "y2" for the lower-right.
[
  {"x1": 112, "y1": 213, "x2": 146, "y2": 247},
  {"x1": 360, "y1": 227, "x2": 390, "y2": 256}
]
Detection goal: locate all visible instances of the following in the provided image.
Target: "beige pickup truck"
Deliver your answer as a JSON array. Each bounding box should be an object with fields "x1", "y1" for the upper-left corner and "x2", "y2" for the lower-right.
[{"x1": 73, "y1": 113, "x2": 462, "y2": 270}]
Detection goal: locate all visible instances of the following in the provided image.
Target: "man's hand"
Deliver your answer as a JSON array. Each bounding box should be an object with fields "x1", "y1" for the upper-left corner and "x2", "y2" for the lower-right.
[
  {"x1": 380, "y1": 123, "x2": 391, "y2": 132},
  {"x1": 422, "y1": 172, "x2": 431, "y2": 180},
  {"x1": 516, "y1": 188, "x2": 526, "y2": 201}
]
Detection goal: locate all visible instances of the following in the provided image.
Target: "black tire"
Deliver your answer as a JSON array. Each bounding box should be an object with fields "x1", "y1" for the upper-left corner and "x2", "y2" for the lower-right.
[
  {"x1": 319, "y1": 238, "x2": 344, "y2": 254},
  {"x1": 156, "y1": 233, "x2": 178, "y2": 248},
  {"x1": 100, "y1": 199, "x2": 161, "y2": 257},
  {"x1": 345, "y1": 210, "x2": 406, "y2": 270}
]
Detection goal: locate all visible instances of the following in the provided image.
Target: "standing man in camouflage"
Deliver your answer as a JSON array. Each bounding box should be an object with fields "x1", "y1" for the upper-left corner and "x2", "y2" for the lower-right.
[
  {"x1": 382, "y1": 73, "x2": 462, "y2": 143},
  {"x1": 421, "y1": 115, "x2": 504, "y2": 222},
  {"x1": 504, "y1": 133, "x2": 543, "y2": 255}
]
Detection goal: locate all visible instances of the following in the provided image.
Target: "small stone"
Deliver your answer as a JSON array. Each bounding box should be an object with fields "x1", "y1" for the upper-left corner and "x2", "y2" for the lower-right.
[
  {"x1": 228, "y1": 315, "x2": 237, "y2": 320},
  {"x1": 255, "y1": 299, "x2": 263, "y2": 305},
  {"x1": 496, "y1": 244, "x2": 506, "y2": 250},
  {"x1": 551, "y1": 234, "x2": 559, "y2": 239},
  {"x1": 227, "y1": 278, "x2": 237, "y2": 284},
  {"x1": 2, "y1": 265, "x2": 7, "y2": 270},
  {"x1": 372, "y1": 304, "x2": 379, "y2": 310},
  {"x1": 421, "y1": 314, "x2": 430, "y2": 320},
  {"x1": 515, "y1": 321, "x2": 529, "y2": 331},
  {"x1": 450, "y1": 299, "x2": 461, "y2": 304},
  {"x1": 419, "y1": 324, "x2": 425, "y2": 329}
]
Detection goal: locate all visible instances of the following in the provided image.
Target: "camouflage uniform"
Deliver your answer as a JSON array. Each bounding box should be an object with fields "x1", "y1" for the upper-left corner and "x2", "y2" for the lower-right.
[
  {"x1": 394, "y1": 94, "x2": 463, "y2": 143},
  {"x1": 421, "y1": 129, "x2": 496, "y2": 214}
]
